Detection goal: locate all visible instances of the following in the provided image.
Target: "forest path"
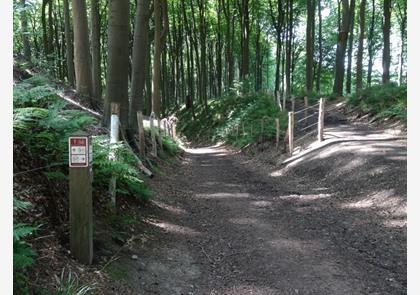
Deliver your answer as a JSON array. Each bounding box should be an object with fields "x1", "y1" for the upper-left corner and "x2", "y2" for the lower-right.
[{"x1": 110, "y1": 123, "x2": 406, "y2": 295}]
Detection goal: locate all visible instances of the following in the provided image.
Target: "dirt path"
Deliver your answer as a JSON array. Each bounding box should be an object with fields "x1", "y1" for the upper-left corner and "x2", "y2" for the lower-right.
[{"x1": 108, "y1": 123, "x2": 406, "y2": 295}]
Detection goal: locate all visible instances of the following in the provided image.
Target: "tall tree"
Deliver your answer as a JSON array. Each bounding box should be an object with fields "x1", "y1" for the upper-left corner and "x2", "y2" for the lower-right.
[
  {"x1": 19, "y1": 0, "x2": 31, "y2": 62},
  {"x1": 333, "y1": 0, "x2": 350, "y2": 96},
  {"x1": 316, "y1": 0, "x2": 323, "y2": 93},
  {"x1": 130, "y1": 0, "x2": 151, "y2": 130},
  {"x1": 345, "y1": 0, "x2": 356, "y2": 94},
  {"x1": 91, "y1": 0, "x2": 102, "y2": 106},
  {"x1": 306, "y1": 0, "x2": 315, "y2": 93},
  {"x1": 355, "y1": 0, "x2": 366, "y2": 94},
  {"x1": 71, "y1": 0, "x2": 93, "y2": 98},
  {"x1": 63, "y1": 0, "x2": 75, "y2": 86},
  {"x1": 152, "y1": 0, "x2": 168, "y2": 117},
  {"x1": 396, "y1": 0, "x2": 406, "y2": 85},
  {"x1": 382, "y1": 0, "x2": 391, "y2": 83},
  {"x1": 103, "y1": 0, "x2": 130, "y2": 127},
  {"x1": 367, "y1": 0, "x2": 376, "y2": 86},
  {"x1": 238, "y1": 0, "x2": 250, "y2": 80}
]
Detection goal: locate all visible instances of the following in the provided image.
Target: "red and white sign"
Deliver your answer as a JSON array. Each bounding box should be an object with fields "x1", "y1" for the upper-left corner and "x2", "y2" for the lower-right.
[{"x1": 69, "y1": 137, "x2": 90, "y2": 167}]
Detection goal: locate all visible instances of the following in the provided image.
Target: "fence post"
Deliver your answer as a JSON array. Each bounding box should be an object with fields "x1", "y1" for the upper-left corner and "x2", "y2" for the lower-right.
[
  {"x1": 172, "y1": 120, "x2": 177, "y2": 139},
  {"x1": 318, "y1": 98, "x2": 325, "y2": 142},
  {"x1": 304, "y1": 96, "x2": 309, "y2": 126},
  {"x1": 137, "y1": 111, "x2": 146, "y2": 159},
  {"x1": 157, "y1": 118, "x2": 163, "y2": 149},
  {"x1": 109, "y1": 103, "x2": 119, "y2": 208},
  {"x1": 69, "y1": 131, "x2": 93, "y2": 265},
  {"x1": 150, "y1": 112, "x2": 157, "y2": 157},
  {"x1": 260, "y1": 118, "x2": 264, "y2": 142},
  {"x1": 275, "y1": 118, "x2": 280, "y2": 149},
  {"x1": 291, "y1": 97, "x2": 295, "y2": 112},
  {"x1": 288, "y1": 111, "x2": 294, "y2": 156}
]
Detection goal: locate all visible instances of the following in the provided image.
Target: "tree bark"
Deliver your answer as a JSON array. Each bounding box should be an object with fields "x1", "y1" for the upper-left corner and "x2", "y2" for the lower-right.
[
  {"x1": 91, "y1": 0, "x2": 101, "y2": 106},
  {"x1": 63, "y1": 0, "x2": 75, "y2": 86},
  {"x1": 316, "y1": 0, "x2": 322, "y2": 93},
  {"x1": 382, "y1": 0, "x2": 391, "y2": 84},
  {"x1": 306, "y1": 0, "x2": 315, "y2": 93},
  {"x1": 333, "y1": 0, "x2": 350, "y2": 96},
  {"x1": 355, "y1": 0, "x2": 366, "y2": 94},
  {"x1": 103, "y1": 0, "x2": 130, "y2": 128},
  {"x1": 345, "y1": 0, "x2": 356, "y2": 94},
  {"x1": 71, "y1": 0, "x2": 93, "y2": 99},
  {"x1": 367, "y1": 0, "x2": 375, "y2": 86},
  {"x1": 130, "y1": 0, "x2": 151, "y2": 130},
  {"x1": 285, "y1": 0, "x2": 293, "y2": 98},
  {"x1": 20, "y1": 0, "x2": 31, "y2": 62}
]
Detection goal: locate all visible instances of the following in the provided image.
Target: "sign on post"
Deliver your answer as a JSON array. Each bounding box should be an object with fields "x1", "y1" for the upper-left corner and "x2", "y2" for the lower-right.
[{"x1": 69, "y1": 131, "x2": 93, "y2": 265}]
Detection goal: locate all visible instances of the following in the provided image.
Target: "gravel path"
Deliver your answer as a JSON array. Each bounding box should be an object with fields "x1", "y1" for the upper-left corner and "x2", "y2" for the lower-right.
[{"x1": 109, "y1": 123, "x2": 406, "y2": 295}]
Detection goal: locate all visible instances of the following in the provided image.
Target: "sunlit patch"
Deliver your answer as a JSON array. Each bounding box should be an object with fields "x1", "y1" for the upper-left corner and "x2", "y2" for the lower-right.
[
  {"x1": 195, "y1": 192, "x2": 250, "y2": 199},
  {"x1": 148, "y1": 221, "x2": 202, "y2": 236},
  {"x1": 341, "y1": 190, "x2": 406, "y2": 215},
  {"x1": 276, "y1": 193, "x2": 331, "y2": 201},
  {"x1": 152, "y1": 200, "x2": 187, "y2": 215},
  {"x1": 250, "y1": 201, "x2": 272, "y2": 208},
  {"x1": 384, "y1": 219, "x2": 406, "y2": 228},
  {"x1": 228, "y1": 218, "x2": 259, "y2": 225}
]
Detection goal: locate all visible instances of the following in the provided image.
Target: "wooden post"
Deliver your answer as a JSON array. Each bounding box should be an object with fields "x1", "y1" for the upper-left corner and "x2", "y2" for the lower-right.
[
  {"x1": 260, "y1": 118, "x2": 264, "y2": 142},
  {"x1": 275, "y1": 118, "x2": 280, "y2": 149},
  {"x1": 288, "y1": 111, "x2": 294, "y2": 156},
  {"x1": 304, "y1": 96, "x2": 309, "y2": 126},
  {"x1": 69, "y1": 131, "x2": 93, "y2": 265},
  {"x1": 150, "y1": 112, "x2": 157, "y2": 157},
  {"x1": 109, "y1": 103, "x2": 119, "y2": 208},
  {"x1": 157, "y1": 118, "x2": 163, "y2": 149},
  {"x1": 318, "y1": 98, "x2": 325, "y2": 142},
  {"x1": 172, "y1": 121, "x2": 177, "y2": 139},
  {"x1": 137, "y1": 111, "x2": 146, "y2": 159},
  {"x1": 291, "y1": 97, "x2": 295, "y2": 112},
  {"x1": 236, "y1": 124, "x2": 239, "y2": 141},
  {"x1": 242, "y1": 121, "x2": 245, "y2": 136}
]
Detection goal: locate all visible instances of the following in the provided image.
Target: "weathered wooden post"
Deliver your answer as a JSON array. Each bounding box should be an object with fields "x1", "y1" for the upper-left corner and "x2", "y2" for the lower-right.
[
  {"x1": 157, "y1": 118, "x2": 163, "y2": 149},
  {"x1": 172, "y1": 119, "x2": 177, "y2": 139},
  {"x1": 288, "y1": 111, "x2": 294, "y2": 156},
  {"x1": 260, "y1": 118, "x2": 264, "y2": 142},
  {"x1": 318, "y1": 97, "x2": 325, "y2": 142},
  {"x1": 137, "y1": 111, "x2": 146, "y2": 159},
  {"x1": 150, "y1": 112, "x2": 157, "y2": 157},
  {"x1": 69, "y1": 131, "x2": 93, "y2": 265},
  {"x1": 236, "y1": 124, "x2": 239, "y2": 141},
  {"x1": 304, "y1": 96, "x2": 309, "y2": 126},
  {"x1": 275, "y1": 118, "x2": 280, "y2": 149},
  {"x1": 109, "y1": 103, "x2": 119, "y2": 208}
]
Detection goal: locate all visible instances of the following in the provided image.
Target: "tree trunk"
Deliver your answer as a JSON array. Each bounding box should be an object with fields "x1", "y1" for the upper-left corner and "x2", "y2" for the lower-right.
[
  {"x1": 316, "y1": 0, "x2": 322, "y2": 93},
  {"x1": 91, "y1": 0, "x2": 101, "y2": 106},
  {"x1": 71, "y1": 0, "x2": 92, "y2": 99},
  {"x1": 285, "y1": 0, "x2": 293, "y2": 98},
  {"x1": 382, "y1": 0, "x2": 391, "y2": 84},
  {"x1": 345, "y1": 0, "x2": 356, "y2": 94},
  {"x1": 333, "y1": 0, "x2": 350, "y2": 96},
  {"x1": 397, "y1": 2, "x2": 407, "y2": 85},
  {"x1": 103, "y1": 0, "x2": 130, "y2": 128},
  {"x1": 20, "y1": 0, "x2": 31, "y2": 62},
  {"x1": 129, "y1": 0, "x2": 151, "y2": 130},
  {"x1": 305, "y1": 0, "x2": 315, "y2": 93},
  {"x1": 355, "y1": 0, "x2": 366, "y2": 94},
  {"x1": 367, "y1": 0, "x2": 375, "y2": 86}
]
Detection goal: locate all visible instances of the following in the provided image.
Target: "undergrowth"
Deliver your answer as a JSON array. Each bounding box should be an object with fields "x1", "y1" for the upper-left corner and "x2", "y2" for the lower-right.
[
  {"x1": 177, "y1": 92, "x2": 288, "y2": 147},
  {"x1": 347, "y1": 83, "x2": 407, "y2": 121}
]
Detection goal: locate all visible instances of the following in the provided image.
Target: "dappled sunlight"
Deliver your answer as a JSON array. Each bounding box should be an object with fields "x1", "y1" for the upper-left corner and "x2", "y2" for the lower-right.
[
  {"x1": 152, "y1": 200, "x2": 187, "y2": 215},
  {"x1": 341, "y1": 189, "x2": 406, "y2": 214},
  {"x1": 250, "y1": 200, "x2": 272, "y2": 208},
  {"x1": 384, "y1": 219, "x2": 407, "y2": 228},
  {"x1": 147, "y1": 220, "x2": 203, "y2": 237},
  {"x1": 195, "y1": 192, "x2": 250, "y2": 199},
  {"x1": 275, "y1": 193, "x2": 331, "y2": 202}
]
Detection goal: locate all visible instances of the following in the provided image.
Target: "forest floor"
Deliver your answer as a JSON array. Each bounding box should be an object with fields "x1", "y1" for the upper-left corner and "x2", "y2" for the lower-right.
[{"x1": 105, "y1": 114, "x2": 407, "y2": 294}]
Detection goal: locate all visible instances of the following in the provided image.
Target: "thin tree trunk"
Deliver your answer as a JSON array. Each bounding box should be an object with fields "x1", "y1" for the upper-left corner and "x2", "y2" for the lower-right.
[
  {"x1": 345, "y1": 0, "x2": 356, "y2": 94},
  {"x1": 367, "y1": 0, "x2": 375, "y2": 86},
  {"x1": 382, "y1": 0, "x2": 391, "y2": 83},
  {"x1": 355, "y1": 0, "x2": 366, "y2": 94},
  {"x1": 316, "y1": 0, "x2": 322, "y2": 93},
  {"x1": 91, "y1": 0, "x2": 101, "y2": 106},
  {"x1": 285, "y1": 0, "x2": 293, "y2": 98},
  {"x1": 71, "y1": 0, "x2": 92, "y2": 99},
  {"x1": 306, "y1": 0, "x2": 315, "y2": 93},
  {"x1": 129, "y1": 0, "x2": 151, "y2": 130},
  {"x1": 333, "y1": 0, "x2": 350, "y2": 96},
  {"x1": 20, "y1": 0, "x2": 31, "y2": 62}
]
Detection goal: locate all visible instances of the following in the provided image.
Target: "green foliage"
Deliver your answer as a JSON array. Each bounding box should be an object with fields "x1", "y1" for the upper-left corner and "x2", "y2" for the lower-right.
[
  {"x1": 13, "y1": 197, "x2": 37, "y2": 292},
  {"x1": 347, "y1": 83, "x2": 407, "y2": 121},
  {"x1": 178, "y1": 92, "x2": 288, "y2": 147},
  {"x1": 54, "y1": 268, "x2": 96, "y2": 295},
  {"x1": 92, "y1": 136, "x2": 152, "y2": 202}
]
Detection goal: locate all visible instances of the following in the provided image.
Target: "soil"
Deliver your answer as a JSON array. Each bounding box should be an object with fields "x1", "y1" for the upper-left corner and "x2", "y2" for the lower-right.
[{"x1": 106, "y1": 115, "x2": 407, "y2": 294}]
